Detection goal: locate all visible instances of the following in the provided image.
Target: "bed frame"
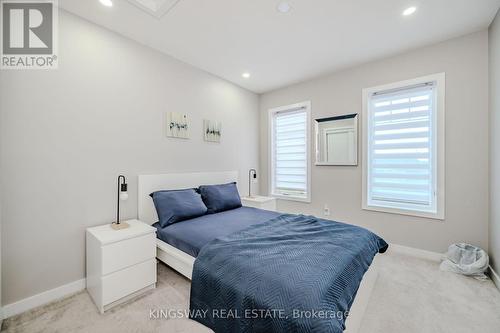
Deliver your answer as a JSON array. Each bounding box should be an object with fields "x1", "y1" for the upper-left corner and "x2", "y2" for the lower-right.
[{"x1": 138, "y1": 171, "x2": 378, "y2": 333}]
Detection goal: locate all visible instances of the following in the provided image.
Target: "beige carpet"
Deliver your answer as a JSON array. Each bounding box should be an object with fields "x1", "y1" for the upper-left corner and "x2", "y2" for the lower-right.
[{"x1": 2, "y1": 250, "x2": 500, "y2": 333}]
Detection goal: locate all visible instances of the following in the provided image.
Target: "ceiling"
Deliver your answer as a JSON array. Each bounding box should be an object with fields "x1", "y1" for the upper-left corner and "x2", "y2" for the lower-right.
[{"x1": 60, "y1": 0, "x2": 500, "y2": 93}]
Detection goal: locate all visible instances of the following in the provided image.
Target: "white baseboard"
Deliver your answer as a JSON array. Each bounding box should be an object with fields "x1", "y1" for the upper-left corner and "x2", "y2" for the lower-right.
[
  {"x1": 489, "y1": 266, "x2": 500, "y2": 291},
  {"x1": 1, "y1": 278, "x2": 86, "y2": 320},
  {"x1": 389, "y1": 243, "x2": 443, "y2": 262}
]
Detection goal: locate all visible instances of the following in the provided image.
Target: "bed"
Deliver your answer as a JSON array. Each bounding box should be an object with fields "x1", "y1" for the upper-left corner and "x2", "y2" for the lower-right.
[{"x1": 138, "y1": 171, "x2": 387, "y2": 333}]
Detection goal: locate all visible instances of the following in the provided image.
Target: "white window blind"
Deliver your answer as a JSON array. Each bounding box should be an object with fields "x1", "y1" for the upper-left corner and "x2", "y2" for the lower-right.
[
  {"x1": 367, "y1": 83, "x2": 437, "y2": 213},
  {"x1": 272, "y1": 107, "x2": 308, "y2": 199}
]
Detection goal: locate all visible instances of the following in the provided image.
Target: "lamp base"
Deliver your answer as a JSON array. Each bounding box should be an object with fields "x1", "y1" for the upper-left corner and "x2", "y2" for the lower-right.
[{"x1": 110, "y1": 222, "x2": 130, "y2": 230}]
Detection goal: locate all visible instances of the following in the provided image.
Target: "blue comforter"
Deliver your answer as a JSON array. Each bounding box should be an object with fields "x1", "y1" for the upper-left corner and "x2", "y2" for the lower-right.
[{"x1": 190, "y1": 213, "x2": 388, "y2": 333}]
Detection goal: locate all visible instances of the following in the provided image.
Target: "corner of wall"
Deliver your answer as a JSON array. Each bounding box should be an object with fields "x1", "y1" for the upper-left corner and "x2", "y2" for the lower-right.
[
  {"x1": 0, "y1": 202, "x2": 3, "y2": 325},
  {"x1": 488, "y1": 8, "x2": 500, "y2": 273}
]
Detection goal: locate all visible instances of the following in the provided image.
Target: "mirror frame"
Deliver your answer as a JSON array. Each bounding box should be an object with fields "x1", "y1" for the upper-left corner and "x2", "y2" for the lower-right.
[{"x1": 315, "y1": 113, "x2": 358, "y2": 166}]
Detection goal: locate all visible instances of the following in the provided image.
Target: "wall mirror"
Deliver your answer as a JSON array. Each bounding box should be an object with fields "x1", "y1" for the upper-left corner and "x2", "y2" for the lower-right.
[{"x1": 315, "y1": 114, "x2": 358, "y2": 166}]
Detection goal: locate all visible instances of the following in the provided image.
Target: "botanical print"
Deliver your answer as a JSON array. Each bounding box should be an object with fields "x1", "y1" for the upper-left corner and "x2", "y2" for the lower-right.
[
  {"x1": 166, "y1": 112, "x2": 189, "y2": 139},
  {"x1": 204, "y1": 119, "x2": 222, "y2": 143}
]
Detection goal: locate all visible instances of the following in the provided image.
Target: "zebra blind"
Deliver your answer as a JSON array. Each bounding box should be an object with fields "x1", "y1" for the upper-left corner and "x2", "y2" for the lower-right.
[
  {"x1": 272, "y1": 108, "x2": 308, "y2": 199},
  {"x1": 367, "y1": 83, "x2": 437, "y2": 213}
]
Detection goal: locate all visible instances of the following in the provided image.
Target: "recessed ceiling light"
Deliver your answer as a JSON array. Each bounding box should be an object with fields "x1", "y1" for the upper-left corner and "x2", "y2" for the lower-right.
[
  {"x1": 99, "y1": 0, "x2": 113, "y2": 7},
  {"x1": 242, "y1": 72, "x2": 251, "y2": 79},
  {"x1": 402, "y1": 6, "x2": 417, "y2": 16},
  {"x1": 277, "y1": 1, "x2": 291, "y2": 13}
]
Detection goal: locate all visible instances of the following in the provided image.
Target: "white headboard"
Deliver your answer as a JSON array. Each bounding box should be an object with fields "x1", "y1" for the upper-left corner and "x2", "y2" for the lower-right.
[{"x1": 138, "y1": 171, "x2": 239, "y2": 225}]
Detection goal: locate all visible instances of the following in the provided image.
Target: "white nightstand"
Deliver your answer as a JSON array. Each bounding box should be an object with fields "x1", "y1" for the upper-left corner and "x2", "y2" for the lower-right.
[
  {"x1": 241, "y1": 196, "x2": 277, "y2": 211},
  {"x1": 86, "y1": 219, "x2": 157, "y2": 313}
]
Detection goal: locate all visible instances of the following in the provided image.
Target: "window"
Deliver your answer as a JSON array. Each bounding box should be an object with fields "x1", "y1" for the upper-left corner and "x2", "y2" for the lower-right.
[
  {"x1": 362, "y1": 74, "x2": 445, "y2": 219},
  {"x1": 269, "y1": 101, "x2": 311, "y2": 202}
]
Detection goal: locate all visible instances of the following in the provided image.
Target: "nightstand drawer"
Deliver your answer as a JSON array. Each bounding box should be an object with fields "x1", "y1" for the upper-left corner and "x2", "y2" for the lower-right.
[
  {"x1": 101, "y1": 258, "x2": 156, "y2": 305},
  {"x1": 101, "y1": 233, "x2": 155, "y2": 275},
  {"x1": 241, "y1": 196, "x2": 277, "y2": 211},
  {"x1": 243, "y1": 200, "x2": 276, "y2": 210}
]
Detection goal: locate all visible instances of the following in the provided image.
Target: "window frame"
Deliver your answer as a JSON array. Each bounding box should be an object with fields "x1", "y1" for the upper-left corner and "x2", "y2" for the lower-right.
[
  {"x1": 268, "y1": 101, "x2": 312, "y2": 203},
  {"x1": 362, "y1": 73, "x2": 445, "y2": 220}
]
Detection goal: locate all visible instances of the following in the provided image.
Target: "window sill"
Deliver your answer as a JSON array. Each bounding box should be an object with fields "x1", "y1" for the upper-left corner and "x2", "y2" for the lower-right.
[
  {"x1": 362, "y1": 204, "x2": 444, "y2": 220},
  {"x1": 271, "y1": 193, "x2": 311, "y2": 203}
]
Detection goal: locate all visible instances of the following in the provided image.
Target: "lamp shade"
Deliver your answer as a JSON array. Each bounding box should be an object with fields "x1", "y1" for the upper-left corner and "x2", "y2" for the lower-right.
[
  {"x1": 119, "y1": 191, "x2": 129, "y2": 201},
  {"x1": 119, "y1": 182, "x2": 128, "y2": 201}
]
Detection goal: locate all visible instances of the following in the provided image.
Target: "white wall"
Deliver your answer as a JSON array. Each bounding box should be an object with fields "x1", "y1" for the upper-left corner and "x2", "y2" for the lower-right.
[
  {"x1": 0, "y1": 11, "x2": 259, "y2": 305},
  {"x1": 490, "y1": 10, "x2": 500, "y2": 273},
  {"x1": 0, "y1": 202, "x2": 2, "y2": 322},
  {"x1": 260, "y1": 31, "x2": 489, "y2": 254}
]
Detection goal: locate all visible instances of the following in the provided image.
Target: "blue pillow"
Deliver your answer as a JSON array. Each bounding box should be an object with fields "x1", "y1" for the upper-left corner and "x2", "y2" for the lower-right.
[
  {"x1": 150, "y1": 189, "x2": 208, "y2": 228},
  {"x1": 198, "y1": 182, "x2": 242, "y2": 214}
]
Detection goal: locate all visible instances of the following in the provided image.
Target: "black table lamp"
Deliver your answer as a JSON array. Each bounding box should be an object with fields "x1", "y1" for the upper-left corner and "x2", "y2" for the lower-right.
[
  {"x1": 248, "y1": 169, "x2": 257, "y2": 197},
  {"x1": 111, "y1": 175, "x2": 130, "y2": 230}
]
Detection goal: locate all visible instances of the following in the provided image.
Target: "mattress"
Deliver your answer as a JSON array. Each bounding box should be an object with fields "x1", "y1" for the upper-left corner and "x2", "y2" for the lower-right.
[{"x1": 154, "y1": 206, "x2": 280, "y2": 257}]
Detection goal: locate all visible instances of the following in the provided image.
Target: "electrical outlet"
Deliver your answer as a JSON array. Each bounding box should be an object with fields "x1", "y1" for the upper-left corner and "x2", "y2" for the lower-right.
[{"x1": 323, "y1": 204, "x2": 330, "y2": 216}]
